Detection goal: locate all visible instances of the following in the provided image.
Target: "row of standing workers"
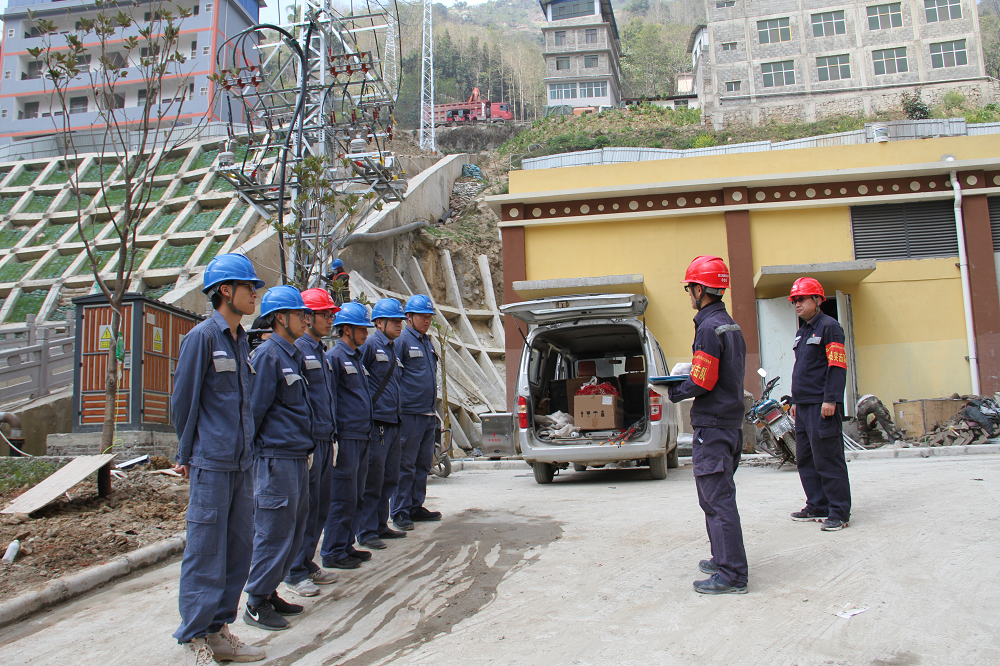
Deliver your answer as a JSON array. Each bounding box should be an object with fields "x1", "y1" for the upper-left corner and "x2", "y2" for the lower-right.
[
  {"x1": 667, "y1": 256, "x2": 853, "y2": 595},
  {"x1": 169, "y1": 253, "x2": 443, "y2": 665}
]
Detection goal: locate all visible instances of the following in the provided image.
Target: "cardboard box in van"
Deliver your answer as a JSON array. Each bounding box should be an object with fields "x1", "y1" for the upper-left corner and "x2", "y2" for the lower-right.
[{"x1": 575, "y1": 394, "x2": 624, "y2": 430}]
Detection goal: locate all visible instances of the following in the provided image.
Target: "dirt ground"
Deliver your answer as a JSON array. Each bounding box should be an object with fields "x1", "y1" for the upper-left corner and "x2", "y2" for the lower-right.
[
  {"x1": 0, "y1": 467, "x2": 188, "y2": 602},
  {"x1": 1, "y1": 454, "x2": 998, "y2": 665}
]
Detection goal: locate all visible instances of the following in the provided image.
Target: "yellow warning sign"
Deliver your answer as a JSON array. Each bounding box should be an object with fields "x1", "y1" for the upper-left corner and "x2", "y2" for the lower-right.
[
  {"x1": 152, "y1": 327, "x2": 164, "y2": 353},
  {"x1": 99, "y1": 325, "x2": 113, "y2": 350}
]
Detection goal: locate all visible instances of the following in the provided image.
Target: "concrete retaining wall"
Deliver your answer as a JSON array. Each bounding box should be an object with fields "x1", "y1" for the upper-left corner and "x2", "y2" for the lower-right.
[{"x1": 46, "y1": 430, "x2": 178, "y2": 459}]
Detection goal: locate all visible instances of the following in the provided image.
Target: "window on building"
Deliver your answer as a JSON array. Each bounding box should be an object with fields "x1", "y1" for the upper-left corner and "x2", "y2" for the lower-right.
[
  {"x1": 925, "y1": 0, "x2": 961, "y2": 22},
  {"x1": 203, "y1": 46, "x2": 210, "y2": 56},
  {"x1": 556, "y1": 57, "x2": 570, "y2": 70},
  {"x1": 873, "y1": 47, "x2": 908, "y2": 74},
  {"x1": 851, "y1": 201, "x2": 958, "y2": 260},
  {"x1": 812, "y1": 11, "x2": 846, "y2": 37},
  {"x1": 761, "y1": 60, "x2": 795, "y2": 87},
  {"x1": 585, "y1": 55, "x2": 599, "y2": 68},
  {"x1": 76, "y1": 54, "x2": 92, "y2": 67},
  {"x1": 722, "y1": 41, "x2": 737, "y2": 50},
  {"x1": 552, "y1": 0, "x2": 594, "y2": 20},
  {"x1": 549, "y1": 82, "x2": 578, "y2": 100},
  {"x1": 200, "y1": 86, "x2": 209, "y2": 96},
  {"x1": 140, "y1": 46, "x2": 161, "y2": 59},
  {"x1": 98, "y1": 92, "x2": 125, "y2": 110},
  {"x1": 7, "y1": 29, "x2": 13, "y2": 38},
  {"x1": 867, "y1": 3, "x2": 902, "y2": 30},
  {"x1": 674, "y1": 99, "x2": 689, "y2": 108},
  {"x1": 75, "y1": 21, "x2": 84, "y2": 30},
  {"x1": 205, "y1": 3, "x2": 213, "y2": 13},
  {"x1": 69, "y1": 96, "x2": 88, "y2": 114},
  {"x1": 191, "y1": 41, "x2": 197, "y2": 58},
  {"x1": 726, "y1": 80, "x2": 741, "y2": 92},
  {"x1": 188, "y1": 83, "x2": 195, "y2": 100},
  {"x1": 194, "y1": 4, "x2": 200, "y2": 15},
  {"x1": 716, "y1": 0, "x2": 735, "y2": 6},
  {"x1": 585, "y1": 29, "x2": 597, "y2": 43},
  {"x1": 579, "y1": 81, "x2": 608, "y2": 97},
  {"x1": 554, "y1": 31, "x2": 566, "y2": 46},
  {"x1": 138, "y1": 88, "x2": 158, "y2": 105},
  {"x1": 24, "y1": 61, "x2": 44, "y2": 80},
  {"x1": 758, "y1": 18, "x2": 791, "y2": 44},
  {"x1": 143, "y1": 10, "x2": 164, "y2": 21},
  {"x1": 23, "y1": 101, "x2": 40, "y2": 119},
  {"x1": 24, "y1": 27, "x2": 43, "y2": 39},
  {"x1": 1, "y1": 110, "x2": 6, "y2": 119},
  {"x1": 3, "y1": 71, "x2": 8, "y2": 80},
  {"x1": 930, "y1": 40, "x2": 968, "y2": 68},
  {"x1": 106, "y1": 52, "x2": 126, "y2": 69},
  {"x1": 817, "y1": 54, "x2": 851, "y2": 81}
]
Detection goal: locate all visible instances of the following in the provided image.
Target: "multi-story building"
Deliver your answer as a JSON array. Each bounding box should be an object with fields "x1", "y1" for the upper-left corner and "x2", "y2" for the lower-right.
[
  {"x1": 539, "y1": 0, "x2": 623, "y2": 111},
  {"x1": 0, "y1": 0, "x2": 261, "y2": 145},
  {"x1": 691, "y1": 0, "x2": 991, "y2": 126}
]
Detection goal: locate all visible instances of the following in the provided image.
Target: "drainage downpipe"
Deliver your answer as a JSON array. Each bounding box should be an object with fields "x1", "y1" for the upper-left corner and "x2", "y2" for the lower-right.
[
  {"x1": 340, "y1": 220, "x2": 429, "y2": 247},
  {"x1": 950, "y1": 170, "x2": 981, "y2": 395}
]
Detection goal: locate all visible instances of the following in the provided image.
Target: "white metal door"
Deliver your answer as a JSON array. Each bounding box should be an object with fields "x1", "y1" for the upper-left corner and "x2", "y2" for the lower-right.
[
  {"x1": 756, "y1": 297, "x2": 798, "y2": 401},
  {"x1": 835, "y1": 291, "x2": 859, "y2": 416}
]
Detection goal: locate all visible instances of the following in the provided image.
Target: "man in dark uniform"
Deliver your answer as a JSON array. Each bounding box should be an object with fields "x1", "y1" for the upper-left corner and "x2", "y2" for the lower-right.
[
  {"x1": 668, "y1": 256, "x2": 749, "y2": 595},
  {"x1": 788, "y1": 277, "x2": 852, "y2": 531}
]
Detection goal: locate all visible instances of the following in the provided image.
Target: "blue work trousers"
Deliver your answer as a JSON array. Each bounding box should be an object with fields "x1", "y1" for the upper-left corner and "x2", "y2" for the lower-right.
[
  {"x1": 174, "y1": 467, "x2": 253, "y2": 643},
  {"x1": 693, "y1": 427, "x2": 749, "y2": 586},
  {"x1": 795, "y1": 402, "x2": 852, "y2": 522},
  {"x1": 244, "y1": 457, "x2": 310, "y2": 607},
  {"x1": 320, "y1": 438, "x2": 370, "y2": 561},
  {"x1": 356, "y1": 423, "x2": 401, "y2": 544},
  {"x1": 285, "y1": 440, "x2": 335, "y2": 585},
  {"x1": 391, "y1": 414, "x2": 436, "y2": 520}
]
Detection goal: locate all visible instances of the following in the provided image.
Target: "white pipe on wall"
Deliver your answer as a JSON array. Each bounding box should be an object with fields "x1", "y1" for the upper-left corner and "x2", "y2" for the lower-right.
[{"x1": 950, "y1": 169, "x2": 981, "y2": 395}]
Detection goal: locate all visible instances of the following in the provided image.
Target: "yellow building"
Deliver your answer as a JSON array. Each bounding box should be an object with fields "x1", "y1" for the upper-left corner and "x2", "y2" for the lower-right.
[{"x1": 487, "y1": 134, "x2": 1000, "y2": 410}]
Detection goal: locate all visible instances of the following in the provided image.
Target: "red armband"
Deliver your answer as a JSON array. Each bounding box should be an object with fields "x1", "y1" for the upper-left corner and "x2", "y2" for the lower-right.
[
  {"x1": 691, "y1": 350, "x2": 720, "y2": 390},
  {"x1": 826, "y1": 342, "x2": 847, "y2": 369}
]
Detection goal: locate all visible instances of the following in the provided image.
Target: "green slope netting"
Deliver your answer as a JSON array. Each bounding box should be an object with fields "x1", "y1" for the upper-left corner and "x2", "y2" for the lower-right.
[
  {"x1": 0, "y1": 196, "x2": 18, "y2": 214},
  {"x1": 0, "y1": 259, "x2": 37, "y2": 283},
  {"x1": 178, "y1": 181, "x2": 200, "y2": 197},
  {"x1": 192, "y1": 150, "x2": 218, "y2": 170},
  {"x1": 179, "y1": 207, "x2": 221, "y2": 232},
  {"x1": 38, "y1": 224, "x2": 72, "y2": 245},
  {"x1": 75, "y1": 250, "x2": 113, "y2": 274},
  {"x1": 36, "y1": 253, "x2": 77, "y2": 279},
  {"x1": 69, "y1": 224, "x2": 103, "y2": 242},
  {"x1": 144, "y1": 283, "x2": 175, "y2": 300},
  {"x1": 83, "y1": 163, "x2": 119, "y2": 182},
  {"x1": 151, "y1": 244, "x2": 196, "y2": 269},
  {"x1": 25, "y1": 195, "x2": 55, "y2": 214},
  {"x1": 144, "y1": 211, "x2": 178, "y2": 235},
  {"x1": 220, "y1": 204, "x2": 247, "y2": 229},
  {"x1": 9, "y1": 289, "x2": 48, "y2": 322},
  {"x1": 11, "y1": 169, "x2": 42, "y2": 187},
  {"x1": 0, "y1": 228, "x2": 27, "y2": 249},
  {"x1": 197, "y1": 240, "x2": 225, "y2": 265}
]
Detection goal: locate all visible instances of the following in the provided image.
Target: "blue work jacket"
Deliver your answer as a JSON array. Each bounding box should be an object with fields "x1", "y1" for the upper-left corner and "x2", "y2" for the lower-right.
[
  {"x1": 791, "y1": 311, "x2": 847, "y2": 405},
  {"x1": 397, "y1": 325, "x2": 438, "y2": 415},
  {"x1": 250, "y1": 334, "x2": 314, "y2": 459},
  {"x1": 668, "y1": 301, "x2": 747, "y2": 430},
  {"x1": 360, "y1": 329, "x2": 402, "y2": 424},
  {"x1": 295, "y1": 333, "x2": 337, "y2": 441},
  {"x1": 171, "y1": 310, "x2": 255, "y2": 471},
  {"x1": 327, "y1": 340, "x2": 373, "y2": 440}
]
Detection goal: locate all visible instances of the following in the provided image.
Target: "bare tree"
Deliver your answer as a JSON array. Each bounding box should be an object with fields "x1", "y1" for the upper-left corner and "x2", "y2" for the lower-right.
[{"x1": 29, "y1": 1, "x2": 204, "y2": 452}]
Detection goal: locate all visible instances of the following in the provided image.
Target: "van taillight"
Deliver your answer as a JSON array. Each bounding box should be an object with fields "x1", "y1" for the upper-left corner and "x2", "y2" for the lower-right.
[
  {"x1": 517, "y1": 396, "x2": 528, "y2": 429},
  {"x1": 649, "y1": 389, "x2": 661, "y2": 422}
]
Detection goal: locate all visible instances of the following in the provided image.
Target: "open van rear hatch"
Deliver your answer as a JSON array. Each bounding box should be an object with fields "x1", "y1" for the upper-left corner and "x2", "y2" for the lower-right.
[{"x1": 501, "y1": 293, "x2": 648, "y2": 325}]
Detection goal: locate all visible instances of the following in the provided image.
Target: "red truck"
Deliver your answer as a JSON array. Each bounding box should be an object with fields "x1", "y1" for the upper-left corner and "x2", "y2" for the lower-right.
[{"x1": 433, "y1": 88, "x2": 514, "y2": 126}]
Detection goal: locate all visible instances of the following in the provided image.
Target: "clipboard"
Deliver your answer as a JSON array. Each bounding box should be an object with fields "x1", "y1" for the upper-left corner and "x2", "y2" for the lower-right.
[{"x1": 649, "y1": 375, "x2": 689, "y2": 399}]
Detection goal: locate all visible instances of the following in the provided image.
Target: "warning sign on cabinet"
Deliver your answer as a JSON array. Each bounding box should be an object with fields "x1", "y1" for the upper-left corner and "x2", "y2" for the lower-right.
[
  {"x1": 99, "y1": 325, "x2": 113, "y2": 350},
  {"x1": 152, "y1": 327, "x2": 164, "y2": 353}
]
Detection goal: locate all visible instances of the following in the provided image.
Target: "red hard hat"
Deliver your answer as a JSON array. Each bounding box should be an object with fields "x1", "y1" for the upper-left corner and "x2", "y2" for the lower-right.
[
  {"x1": 300, "y1": 288, "x2": 341, "y2": 312},
  {"x1": 681, "y1": 256, "x2": 730, "y2": 290},
  {"x1": 788, "y1": 277, "x2": 825, "y2": 302}
]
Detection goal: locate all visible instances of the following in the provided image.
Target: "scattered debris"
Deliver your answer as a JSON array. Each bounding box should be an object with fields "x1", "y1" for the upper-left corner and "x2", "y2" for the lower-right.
[
  {"x1": 826, "y1": 603, "x2": 869, "y2": 618},
  {"x1": 2, "y1": 454, "x2": 116, "y2": 516},
  {"x1": 919, "y1": 397, "x2": 1000, "y2": 446},
  {"x1": 2, "y1": 539, "x2": 18, "y2": 564},
  {"x1": 116, "y1": 455, "x2": 151, "y2": 470},
  {"x1": 447, "y1": 178, "x2": 485, "y2": 218}
]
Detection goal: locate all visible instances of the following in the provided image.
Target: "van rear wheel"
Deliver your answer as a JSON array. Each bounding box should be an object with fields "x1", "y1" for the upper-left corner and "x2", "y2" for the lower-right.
[
  {"x1": 648, "y1": 456, "x2": 667, "y2": 480},
  {"x1": 533, "y1": 462, "x2": 556, "y2": 484}
]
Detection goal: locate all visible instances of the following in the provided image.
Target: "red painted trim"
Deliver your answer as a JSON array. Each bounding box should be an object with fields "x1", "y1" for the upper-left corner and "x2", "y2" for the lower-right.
[
  {"x1": 0, "y1": 111, "x2": 205, "y2": 138},
  {"x1": 961, "y1": 190, "x2": 1000, "y2": 393},
  {"x1": 502, "y1": 225, "x2": 526, "y2": 411},
  {"x1": 0, "y1": 71, "x2": 211, "y2": 99},
  {"x1": 724, "y1": 204, "x2": 761, "y2": 397},
  {"x1": 3, "y1": 28, "x2": 213, "y2": 57}
]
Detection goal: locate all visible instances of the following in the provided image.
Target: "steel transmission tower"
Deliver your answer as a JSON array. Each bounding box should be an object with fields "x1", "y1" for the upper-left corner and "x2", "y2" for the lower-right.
[
  {"x1": 213, "y1": 1, "x2": 404, "y2": 287},
  {"x1": 419, "y1": 0, "x2": 435, "y2": 152}
]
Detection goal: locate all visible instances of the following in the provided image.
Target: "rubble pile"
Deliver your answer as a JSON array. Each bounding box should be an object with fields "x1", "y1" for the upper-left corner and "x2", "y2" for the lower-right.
[
  {"x1": 920, "y1": 396, "x2": 1000, "y2": 446},
  {"x1": 0, "y1": 470, "x2": 187, "y2": 602},
  {"x1": 447, "y1": 178, "x2": 484, "y2": 215}
]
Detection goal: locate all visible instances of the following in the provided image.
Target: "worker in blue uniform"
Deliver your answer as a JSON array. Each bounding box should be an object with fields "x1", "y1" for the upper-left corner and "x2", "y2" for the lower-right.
[
  {"x1": 283, "y1": 288, "x2": 342, "y2": 598},
  {"x1": 171, "y1": 253, "x2": 266, "y2": 664},
  {"x1": 321, "y1": 302, "x2": 376, "y2": 569},
  {"x1": 668, "y1": 256, "x2": 749, "y2": 595},
  {"x1": 243, "y1": 286, "x2": 314, "y2": 631},
  {"x1": 391, "y1": 294, "x2": 442, "y2": 530},
  {"x1": 356, "y1": 298, "x2": 408, "y2": 550},
  {"x1": 787, "y1": 277, "x2": 852, "y2": 531}
]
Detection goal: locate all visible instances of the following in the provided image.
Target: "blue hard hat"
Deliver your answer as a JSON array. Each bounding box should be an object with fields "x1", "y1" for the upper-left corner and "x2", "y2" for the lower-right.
[
  {"x1": 260, "y1": 285, "x2": 310, "y2": 318},
  {"x1": 371, "y1": 298, "x2": 406, "y2": 320},
  {"x1": 334, "y1": 302, "x2": 373, "y2": 327},
  {"x1": 404, "y1": 294, "x2": 435, "y2": 314},
  {"x1": 202, "y1": 253, "x2": 264, "y2": 293},
  {"x1": 331, "y1": 259, "x2": 344, "y2": 271}
]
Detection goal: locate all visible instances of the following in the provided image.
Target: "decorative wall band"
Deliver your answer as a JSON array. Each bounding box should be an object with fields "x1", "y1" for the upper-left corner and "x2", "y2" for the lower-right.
[{"x1": 500, "y1": 169, "x2": 1000, "y2": 223}]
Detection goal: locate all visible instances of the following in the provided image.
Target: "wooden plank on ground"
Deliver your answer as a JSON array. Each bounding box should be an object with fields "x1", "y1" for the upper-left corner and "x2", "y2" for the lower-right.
[{"x1": 1, "y1": 454, "x2": 116, "y2": 515}]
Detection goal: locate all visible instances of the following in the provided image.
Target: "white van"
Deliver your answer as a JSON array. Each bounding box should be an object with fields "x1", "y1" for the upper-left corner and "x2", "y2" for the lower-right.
[{"x1": 502, "y1": 294, "x2": 679, "y2": 484}]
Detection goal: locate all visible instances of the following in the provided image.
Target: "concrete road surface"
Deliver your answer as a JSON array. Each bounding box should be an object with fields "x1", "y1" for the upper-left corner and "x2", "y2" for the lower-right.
[{"x1": 1, "y1": 454, "x2": 999, "y2": 666}]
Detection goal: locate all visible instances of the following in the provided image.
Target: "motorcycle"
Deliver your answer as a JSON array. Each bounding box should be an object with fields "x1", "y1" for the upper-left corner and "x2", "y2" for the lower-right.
[{"x1": 745, "y1": 368, "x2": 796, "y2": 464}]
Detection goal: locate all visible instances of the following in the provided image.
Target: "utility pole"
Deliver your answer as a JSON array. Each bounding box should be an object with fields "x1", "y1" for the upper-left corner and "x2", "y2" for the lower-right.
[{"x1": 419, "y1": 0, "x2": 435, "y2": 152}]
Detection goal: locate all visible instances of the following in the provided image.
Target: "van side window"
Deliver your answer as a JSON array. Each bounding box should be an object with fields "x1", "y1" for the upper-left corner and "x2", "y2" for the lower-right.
[{"x1": 528, "y1": 348, "x2": 542, "y2": 386}]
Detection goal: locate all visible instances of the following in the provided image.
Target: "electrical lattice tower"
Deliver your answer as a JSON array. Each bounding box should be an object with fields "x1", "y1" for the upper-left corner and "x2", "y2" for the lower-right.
[{"x1": 419, "y1": 0, "x2": 435, "y2": 152}]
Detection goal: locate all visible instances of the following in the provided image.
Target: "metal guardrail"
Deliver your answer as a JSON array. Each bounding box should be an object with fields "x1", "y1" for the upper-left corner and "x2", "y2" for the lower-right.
[
  {"x1": 522, "y1": 119, "x2": 1000, "y2": 170},
  {"x1": 0, "y1": 122, "x2": 247, "y2": 163},
  {"x1": 0, "y1": 314, "x2": 76, "y2": 405}
]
